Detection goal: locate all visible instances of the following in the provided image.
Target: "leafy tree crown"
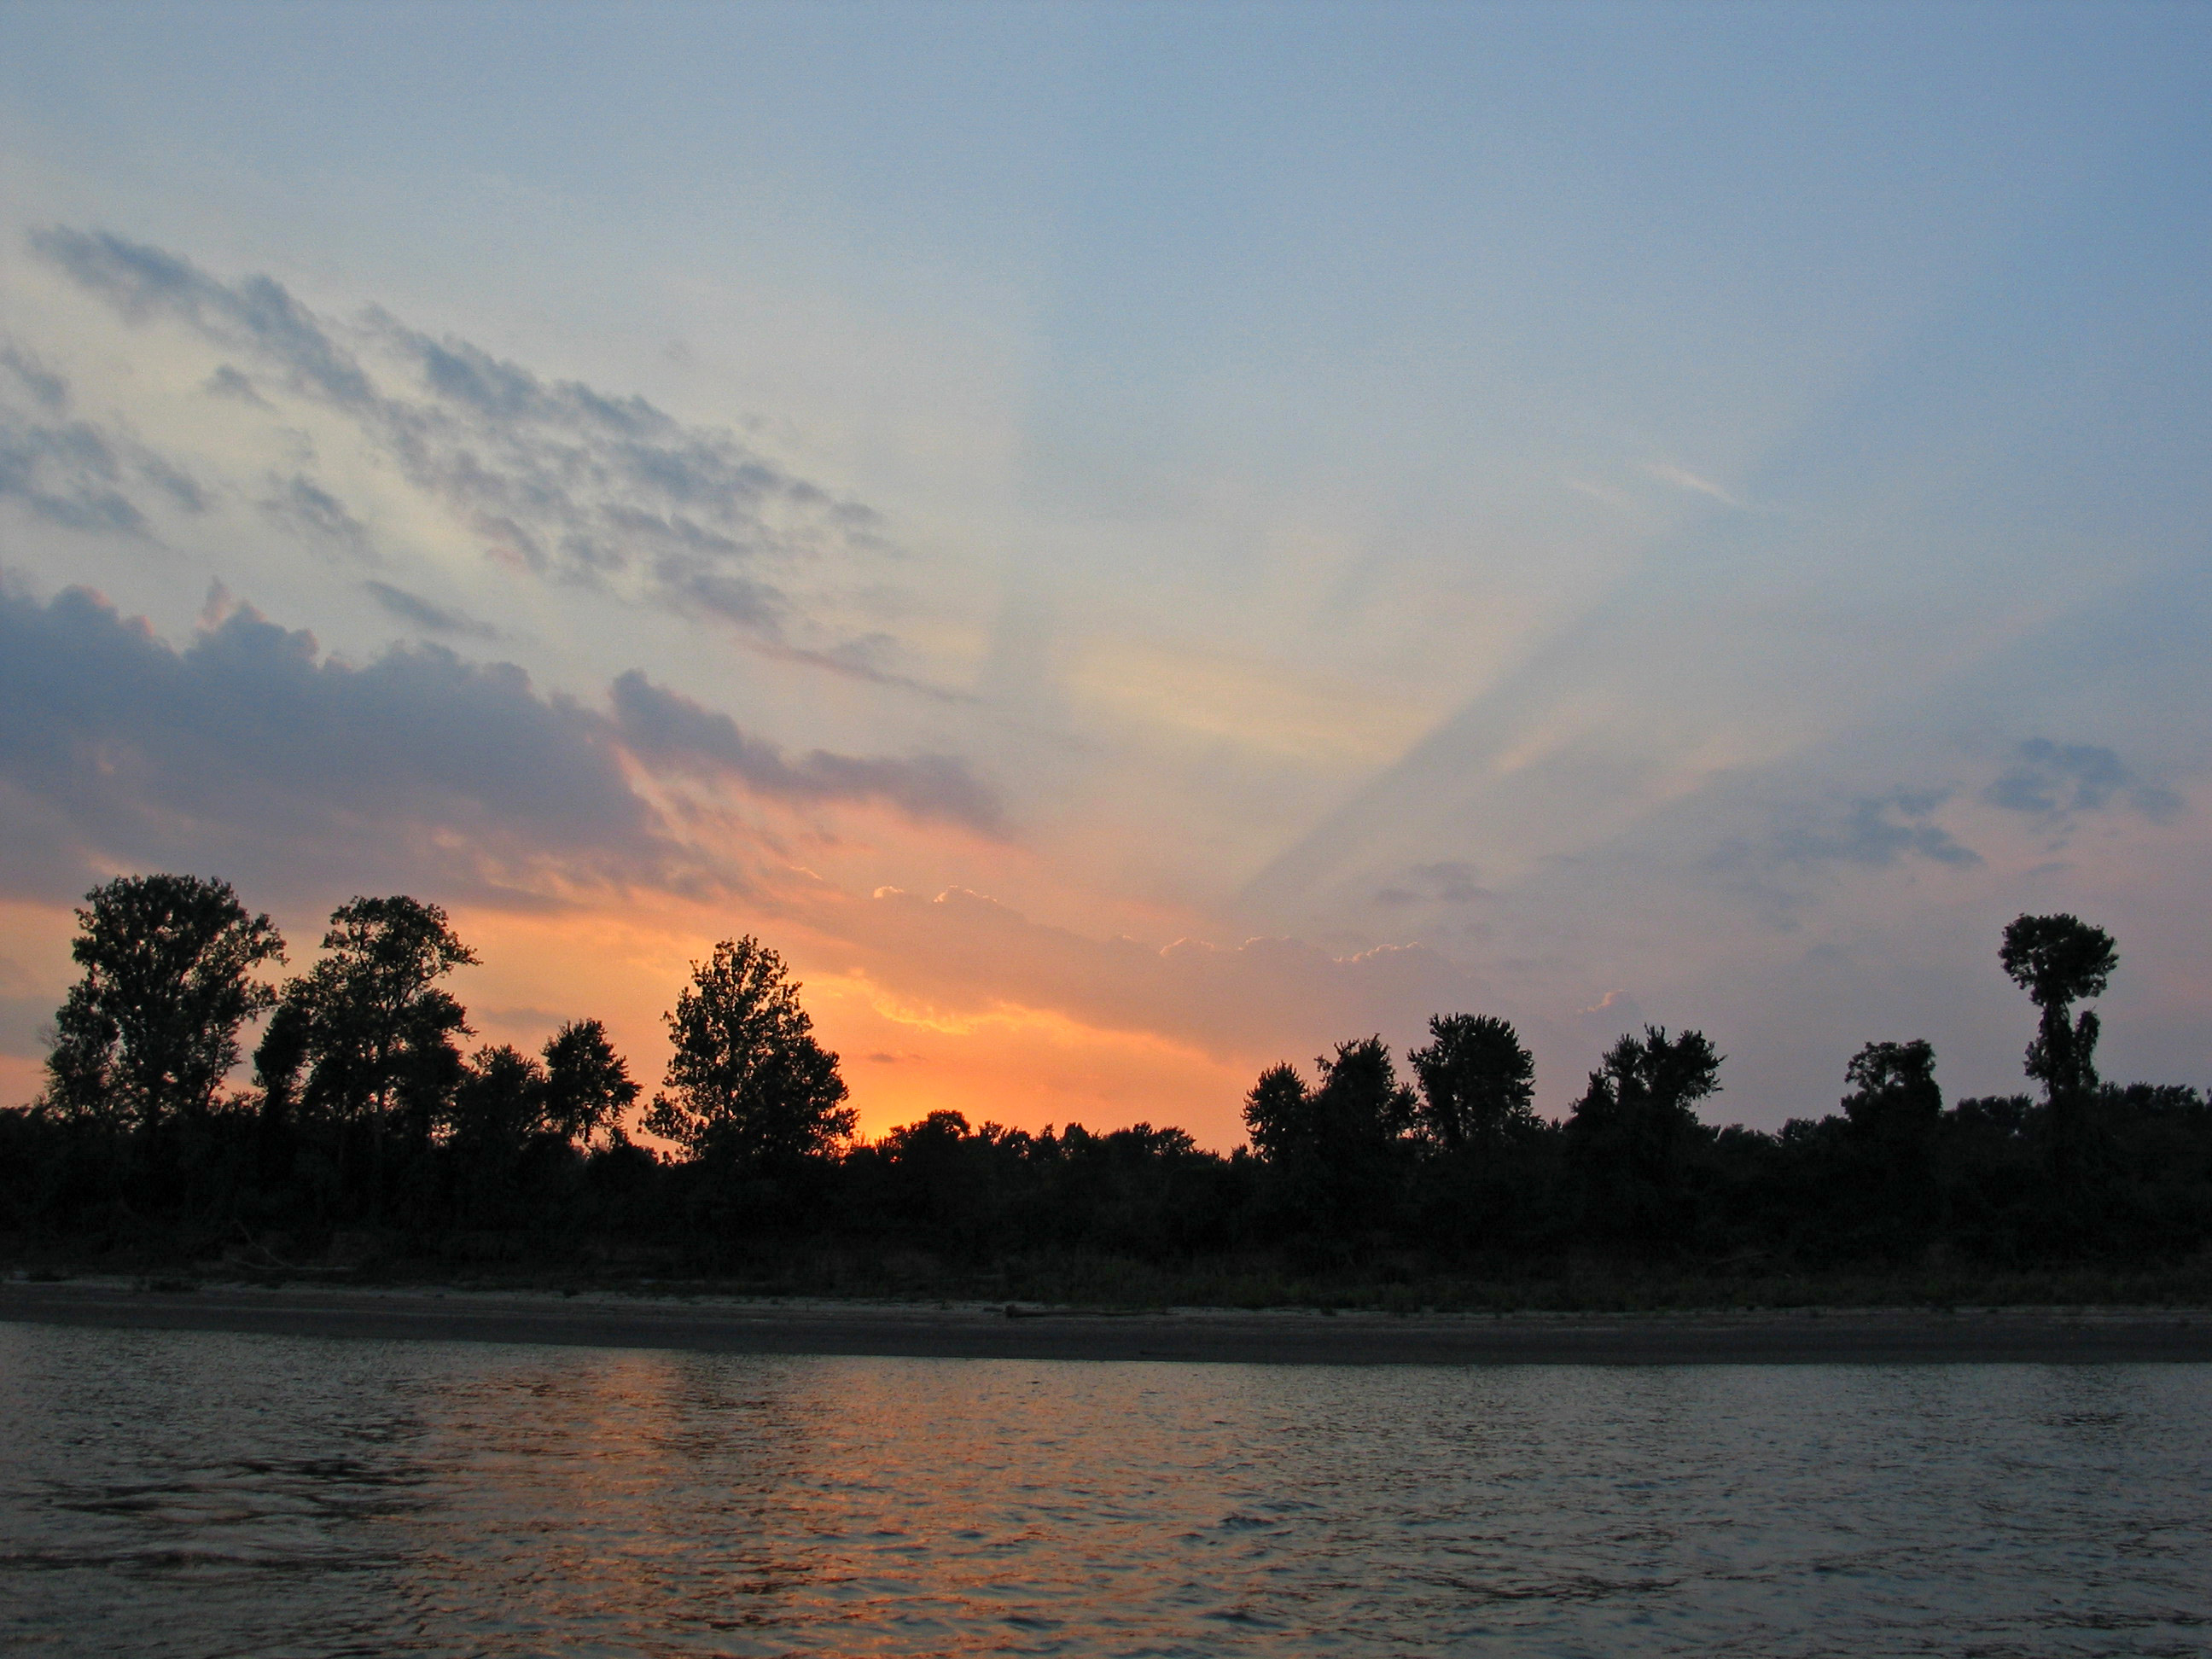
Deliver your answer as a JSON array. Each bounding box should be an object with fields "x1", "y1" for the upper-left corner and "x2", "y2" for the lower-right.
[
  {"x1": 1241, "y1": 1036, "x2": 1417, "y2": 1162},
  {"x1": 259, "y1": 894, "x2": 477, "y2": 1121},
  {"x1": 1999, "y1": 913, "x2": 2117, "y2": 1106},
  {"x1": 542, "y1": 1017, "x2": 640, "y2": 1147},
  {"x1": 2000, "y1": 914, "x2": 2116, "y2": 1010},
  {"x1": 1566, "y1": 1025, "x2": 1722, "y2": 1154},
  {"x1": 44, "y1": 873, "x2": 285, "y2": 1124},
  {"x1": 1407, "y1": 1012, "x2": 1535, "y2": 1150},
  {"x1": 644, "y1": 935, "x2": 853, "y2": 1163},
  {"x1": 1841, "y1": 1039, "x2": 1941, "y2": 1137}
]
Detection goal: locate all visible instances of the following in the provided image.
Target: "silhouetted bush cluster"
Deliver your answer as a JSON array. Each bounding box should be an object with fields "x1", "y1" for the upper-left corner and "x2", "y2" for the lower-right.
[{"x1": 3, "y1": 876, "x2": 2208, "y2": 1278}]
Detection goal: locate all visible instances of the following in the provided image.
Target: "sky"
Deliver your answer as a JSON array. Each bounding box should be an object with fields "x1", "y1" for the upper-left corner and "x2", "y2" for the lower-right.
[{"x1": 1, "y1": 1, "x2": 2207, "y2": 1144}]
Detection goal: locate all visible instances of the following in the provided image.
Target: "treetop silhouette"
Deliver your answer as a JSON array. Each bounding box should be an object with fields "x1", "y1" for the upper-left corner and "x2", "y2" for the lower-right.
[
  {"x1": 643, "y1": 935, "x2": 854, "y2": 1166},
  {"x1": 44, "y1": 873, "x2": 285, "y2": 1129},
  {"x1": 1408, "y1": 1012, "x2": 1536, "y2": 1152},
  {"x1": 15, "y1": 887, "x2": 2203, "y2": 1283}
]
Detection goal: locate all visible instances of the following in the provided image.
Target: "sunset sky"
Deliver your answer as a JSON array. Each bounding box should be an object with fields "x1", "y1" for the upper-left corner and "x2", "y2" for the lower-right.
[{"x1": 2, "y1": 1, "x2": 2208, "y2": 1144}]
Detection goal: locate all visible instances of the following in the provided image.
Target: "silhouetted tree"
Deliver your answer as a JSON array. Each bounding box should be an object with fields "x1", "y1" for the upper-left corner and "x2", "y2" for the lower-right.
[
  {"x1": 1242, "y1": 1062, "x2": 1316, "y2": 1164},
  {"x1": 1408, "y1": 1013, "x2": 1535, "y2": 1152},
  {"x1": 1565, "y1": 1025, "x2": 1722, "y2": 1243},
  {"x1": 643, "y1": 936, "x2": 853, "y2": 1166},
  {"x1": 252, "y1": 997, "x2": 311, "y2": 1126},
  {"x1": 1841, "y1": 1039, "x2": 1941, "y2": 1144},
  {"x1": 43, "y1": 874, "x2": 285, "y2": 1128},
  {"x1": 447, "y1": 1044, "x2": 550, "y2": 1155},
  {"x1": 1242, "y1": 1036, "x2": 1417, "y2": 1245},
  {"x1": 2000, "y1": 912, "x2": 2117, "y2": 1182},
  {"x1": 1313, "y1": 1035, "x2": 1421, "y2": 1149},
  {"x1": 542, "y1": 1018, "x2": 639, "y2": 1149},
  {"x1": 1243, "y1": 1037, "x2": 1418, "y2": 1164},
  {"x1": 259, "y1": 896, "x2": 477, "y2": 1205},
  {"x1": 1833, "y1": 1039, "x2": 1944, "y2": 1257}
]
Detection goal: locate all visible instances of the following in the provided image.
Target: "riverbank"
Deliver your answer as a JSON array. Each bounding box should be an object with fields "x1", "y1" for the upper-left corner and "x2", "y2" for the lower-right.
[
  {"x1": 6, "y1": 1277, "x2": 2209, "y2": 1364},
  {"x1": 15, "y1": 1234, "x2": 2212, "y2": 1317}
]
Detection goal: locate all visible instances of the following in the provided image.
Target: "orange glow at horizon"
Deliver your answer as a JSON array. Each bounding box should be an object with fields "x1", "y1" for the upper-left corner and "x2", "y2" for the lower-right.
[
  {"x1": 1, "y1": 882, "x2": 1269, "y2": 1150},
  {"x1": 451, "y1": 896, "x2": 1265, "y2": 1152}
]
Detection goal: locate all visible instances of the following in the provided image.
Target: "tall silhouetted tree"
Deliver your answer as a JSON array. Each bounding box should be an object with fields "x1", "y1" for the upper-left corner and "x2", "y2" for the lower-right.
[
  {"x1": 43, "y1": 874, "x2": 285, "y2": 1128},
  {"x1": 1565, "y1": 1025, "x2": 1721, "y2": 1242},
  {"x1": 2000, "y1": 913, "x2": 2117, "y2": 1182},
  {"x1": 643, "y1": 936, "x2": 853, "y2": 1166},
  {"x1": 253, "y1": 997, "x2": 311, "y2": 1126},
  {"x1": 1408, "y1": 1013, "x2": 1536, "y2": 1152},
  {"x1": 259, "y1": 896, "x2": 477, "y2": 1202},
  {"x1": 542, "y1": 1018, "x2": 639, "y2": 1149}
]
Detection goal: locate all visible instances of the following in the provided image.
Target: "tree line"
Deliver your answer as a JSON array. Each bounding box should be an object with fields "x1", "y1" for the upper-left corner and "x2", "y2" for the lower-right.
[{"x1": 3, "y1": 872, "x2": 2209, "y2": 1277}]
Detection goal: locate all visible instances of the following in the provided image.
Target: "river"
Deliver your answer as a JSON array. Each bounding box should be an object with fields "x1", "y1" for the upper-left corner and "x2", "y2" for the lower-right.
[{"x1": 3, "y1": 1323, "x2": 2205, "y2": 1655}]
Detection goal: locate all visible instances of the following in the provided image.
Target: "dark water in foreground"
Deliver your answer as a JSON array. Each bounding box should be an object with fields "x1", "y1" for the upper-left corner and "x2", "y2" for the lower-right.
[{"x1": 1, "y1": 1325, "x2": 2206, "y2": 1656}]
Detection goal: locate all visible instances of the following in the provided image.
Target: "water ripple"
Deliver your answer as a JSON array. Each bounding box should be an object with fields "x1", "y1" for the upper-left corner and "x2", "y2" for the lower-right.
[{"x1": 2, "y1": 1326, "x2": 2208, "y2": 1655}]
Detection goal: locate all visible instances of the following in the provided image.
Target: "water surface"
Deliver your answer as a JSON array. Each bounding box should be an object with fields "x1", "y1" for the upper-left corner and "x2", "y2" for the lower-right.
[{"x1": 2, "y1": 1324, "x2": 2205, "y2": 1655}]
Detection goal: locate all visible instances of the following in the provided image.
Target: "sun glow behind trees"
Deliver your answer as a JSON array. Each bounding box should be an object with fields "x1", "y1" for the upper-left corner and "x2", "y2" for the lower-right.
[
  {"x1": 11, "y1": 876, "x2": 2207, "y2": 1281},
  {"x1": 0, "y1": 6, "x2": 2208, "y2": 1137}
]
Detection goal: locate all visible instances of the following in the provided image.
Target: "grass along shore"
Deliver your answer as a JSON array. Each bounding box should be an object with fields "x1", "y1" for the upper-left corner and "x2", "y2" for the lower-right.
[{"x1": 9, "y1": 1238, "x2": 2212, "y2": 1315}]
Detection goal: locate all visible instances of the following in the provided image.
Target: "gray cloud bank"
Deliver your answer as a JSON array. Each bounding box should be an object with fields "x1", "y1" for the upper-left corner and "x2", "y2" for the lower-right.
[
  {"x1": 27, "y1": 228, "x2": 911, "y2": 681},
  {"x1": 611, "y1": 672, "x2": 1001, "y2": 832},
  {"x1": 0, "y1": 581, "x2": 1000, "y2": 908}
]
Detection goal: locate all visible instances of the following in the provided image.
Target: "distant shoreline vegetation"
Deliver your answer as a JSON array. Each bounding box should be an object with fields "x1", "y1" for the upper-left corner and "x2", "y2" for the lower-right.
[{"x1": 4, "y1": 875, "x2": 2209, "y2": 1307}]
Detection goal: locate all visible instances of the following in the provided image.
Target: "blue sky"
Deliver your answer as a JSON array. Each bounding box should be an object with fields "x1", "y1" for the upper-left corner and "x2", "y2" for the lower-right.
[{"x1": 1, "y1": 2, "x2": 2206, "y2": 1138}]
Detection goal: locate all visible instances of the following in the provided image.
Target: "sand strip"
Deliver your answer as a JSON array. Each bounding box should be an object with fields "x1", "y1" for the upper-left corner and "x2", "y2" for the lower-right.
[{"x1": 6, "y1": 1280, "x2": 2210, "y2": 1365}]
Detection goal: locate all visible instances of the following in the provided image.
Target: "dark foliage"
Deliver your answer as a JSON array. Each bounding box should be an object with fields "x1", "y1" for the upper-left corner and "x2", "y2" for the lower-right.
[
  {"x1": 1409, "y1": 1013, "x2": 1536, "y2": 1153},
  {"x1": 2001, "y1": 912, "x2": 2120, "y2": 1187},
  {"x1": 44, "y1": 874, "x2": 285, "y2": 1129},
  {"x1": 542, "y1": 1019, "x2": 639, "y2": 1149},
  {"x1": 643, "y1": 936, "x2": 854, "y2": 1168},
  {"x1": 1563, "y1": 1026, "x2": 1723, "y2": 1244},
  {"x1": 4, "y1": 891, "x2": 2209, "y2": 1286}
]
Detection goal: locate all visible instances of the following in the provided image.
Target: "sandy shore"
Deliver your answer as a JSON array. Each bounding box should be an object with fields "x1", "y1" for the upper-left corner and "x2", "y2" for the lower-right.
[{"x1": 6, "y1": 1278, "x2": 2210, "y2": 1364}]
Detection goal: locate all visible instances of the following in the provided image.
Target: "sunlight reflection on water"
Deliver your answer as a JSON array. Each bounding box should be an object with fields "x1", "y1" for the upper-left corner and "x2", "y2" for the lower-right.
[{"x1": 2, "y1": 1324, "x2": 2207, "y2": 1656}]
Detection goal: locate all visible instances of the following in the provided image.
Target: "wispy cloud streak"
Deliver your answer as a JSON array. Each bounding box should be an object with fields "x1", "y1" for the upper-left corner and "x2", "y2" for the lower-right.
[{"x1": 30, "y1": 227, "x2": 917, "y2": 684}]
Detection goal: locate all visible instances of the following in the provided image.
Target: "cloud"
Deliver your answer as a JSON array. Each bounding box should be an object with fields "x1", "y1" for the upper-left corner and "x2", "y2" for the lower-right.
[
  {"x1": 203, "y1": 364, "x2": 272, "y2": 408},
  {"x1": 611, "y1": 671, "x2": 1002, "y2": 833},
  {"x1": 362, "y1": 579, "x2": 500, "y2": 639},
  {"x1": 0, "y1": 411, "x2": 147, "y2": 535},
  {"x1": 0, "y1": 333, "x2": 207, "y2": 532},
  {"x1": 1575, "y1": 988, "x2": 1648, "y2": 1047},
  {"x1": 1641, "y1": 461, "x2": 1743, "y2": 509},
  {"x1": 261, "y1": 473, "x2": 370, "y2": 558},
  {"x1": 0, "y1": 579, "x2": 1004, "y2": 908},
  {"x1": 32, "y1": 227, "x2": 911, "y2": 682},
  {"x1": 1983, "y1": 738, "x2": 2182, "y2": 824},
  {"x1": 1696, "y1": 783, "x2": 1983, "y2": 923},
  {"x1": 2, "y1": 344, "x2": 68, "y2": 412},
  {"x1": 1373, "y1": 859, "x2": 1487, "y2": 907},
  {"x1": 1765, "y1": 788, "x2": 1981, "y2": 870},
  {"x1": 32, "y1": 227, "x2": 370, "y2": 404},
  {"x1": 0, "y1": 579, "x2": 677, "y2": 905}
]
